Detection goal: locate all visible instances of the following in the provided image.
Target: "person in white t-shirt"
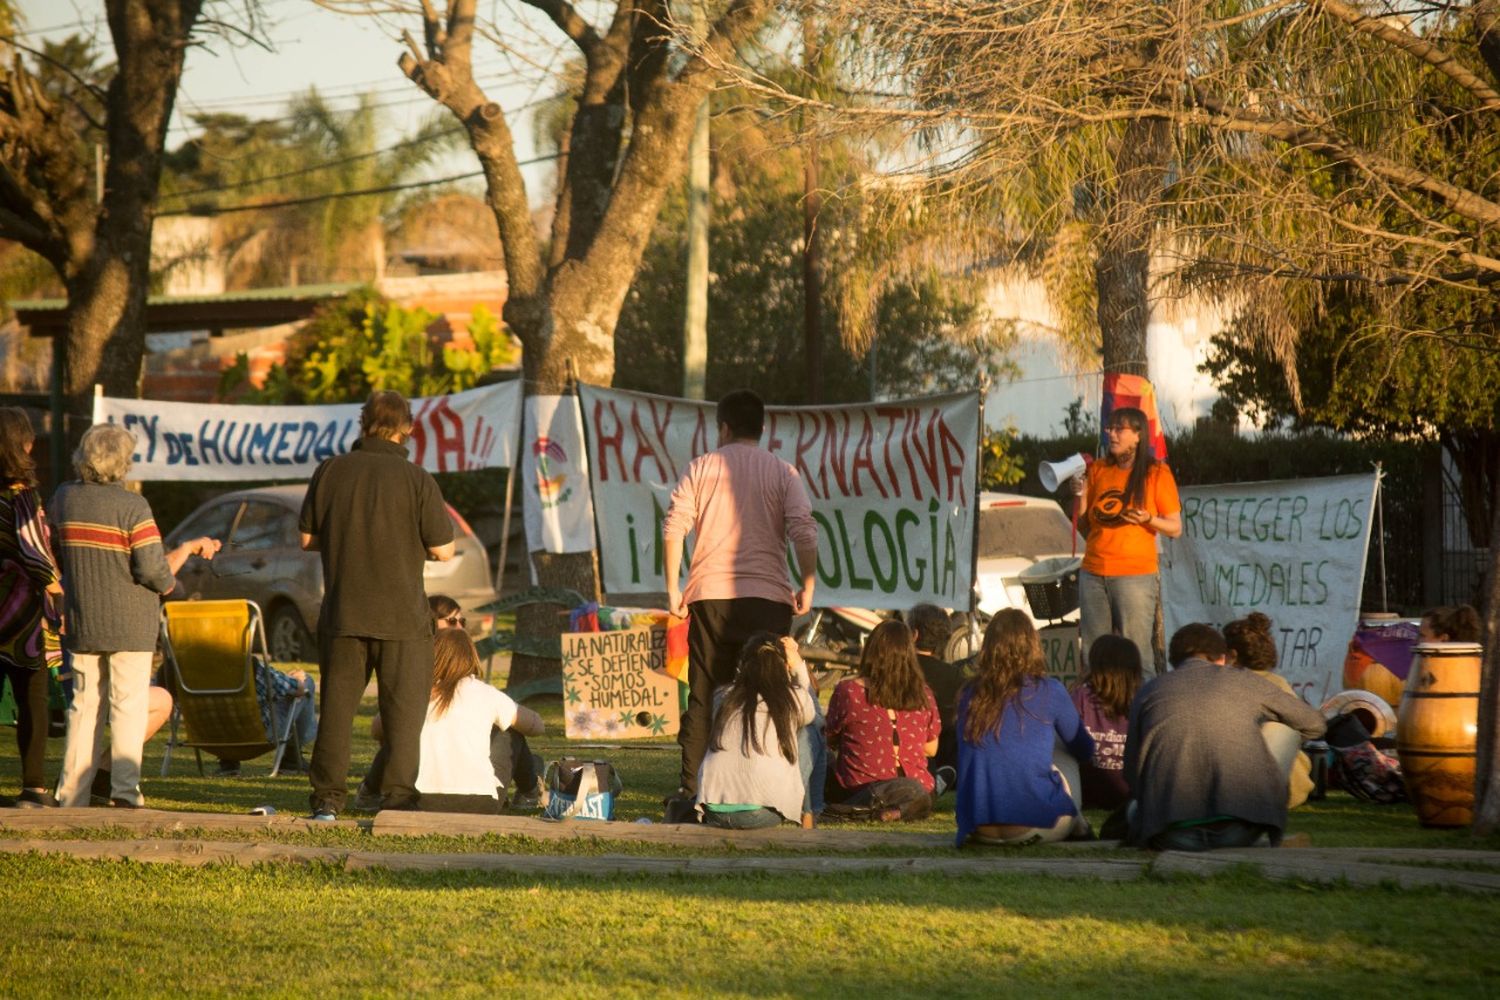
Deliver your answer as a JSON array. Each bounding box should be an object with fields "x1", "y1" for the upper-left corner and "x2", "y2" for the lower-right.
[{"x1": 416, "y1": 628, "x2": 545, "y2": 814}]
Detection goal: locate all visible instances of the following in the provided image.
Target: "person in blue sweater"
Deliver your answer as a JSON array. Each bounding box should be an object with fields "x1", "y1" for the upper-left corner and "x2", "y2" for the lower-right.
[{"x1": 955, "y1": 609, "x2": 1095, "y2": 846}]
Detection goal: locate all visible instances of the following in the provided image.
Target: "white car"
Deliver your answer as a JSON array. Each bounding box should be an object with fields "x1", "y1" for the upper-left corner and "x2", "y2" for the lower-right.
[{"x1": 972, "y1": 491, "x2": 1085, "y2": 625}]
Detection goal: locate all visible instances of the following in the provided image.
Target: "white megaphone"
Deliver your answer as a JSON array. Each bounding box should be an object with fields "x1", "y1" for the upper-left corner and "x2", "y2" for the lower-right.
[{"x1": 1039, "y1": 453, "x2": 1090, "y2": 493}]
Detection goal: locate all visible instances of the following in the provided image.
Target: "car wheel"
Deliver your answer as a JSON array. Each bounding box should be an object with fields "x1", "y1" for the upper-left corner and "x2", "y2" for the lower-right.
[{"x1": 268, "y1": 605, "x2": 313, "y2": 663}]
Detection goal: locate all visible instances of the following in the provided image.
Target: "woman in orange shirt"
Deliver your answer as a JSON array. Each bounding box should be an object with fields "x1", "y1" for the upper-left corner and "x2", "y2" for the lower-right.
[{"x1": 1074, "y1": 407, "x2": 1181, "y2": 673}]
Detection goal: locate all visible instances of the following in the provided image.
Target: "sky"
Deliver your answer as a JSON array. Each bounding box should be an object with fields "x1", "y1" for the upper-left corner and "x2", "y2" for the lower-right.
[{"x1": 14, "y1": 0, "x2": 558, "y2": 199}]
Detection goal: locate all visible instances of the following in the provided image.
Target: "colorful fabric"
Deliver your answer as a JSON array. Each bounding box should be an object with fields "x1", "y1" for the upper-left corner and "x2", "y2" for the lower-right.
[
  {"x1": 826, "y1": 679, "x2": 942, "y2": 793},
  {"x1": 1080, "y1": 460, "x2": 1180, "y2": 577},
  {"x1": 0, "y1": 484, "x2": 61, "y2": 672},
  {"x1": 1099, "y1": 373, "x2": 1167, "y2": 461}
]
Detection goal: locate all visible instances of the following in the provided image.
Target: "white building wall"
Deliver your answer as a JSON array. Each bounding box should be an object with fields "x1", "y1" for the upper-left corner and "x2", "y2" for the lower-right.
[{"x1": 982, "y1": 275, "x2": 1232, "y2": 437}]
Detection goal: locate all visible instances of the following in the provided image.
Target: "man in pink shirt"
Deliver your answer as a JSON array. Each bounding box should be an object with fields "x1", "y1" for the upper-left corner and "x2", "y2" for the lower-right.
[{"x1": 663, "y1": 389, "x2": 819, "y2": 798}]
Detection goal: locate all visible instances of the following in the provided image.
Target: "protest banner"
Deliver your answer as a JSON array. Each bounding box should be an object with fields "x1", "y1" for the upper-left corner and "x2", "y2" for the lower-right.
[
  {"x1": 522, "y1": 395, "x2": 596, "y2": 554},
  {"x1": 1160, "y1": 473, "x2": 1379, "y2": 703},
  {"x1": 92, "y1": 380, "x2": 523, "y2": 481},
  {"x1": 578, "y1": 385, "x2": 982, "y2": 611},
  {"x1": 561, "y1": 625, "x2": 681, "y2": 739},
  {"x1": 1040, "y1": 624, "x2": 1083, "y2": 689}
]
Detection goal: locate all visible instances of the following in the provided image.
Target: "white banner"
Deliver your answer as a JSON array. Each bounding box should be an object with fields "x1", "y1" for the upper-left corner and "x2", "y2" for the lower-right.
[
  {"x1": 523, "y1": 395, "x2": 597, "y2": 554},
  {"x1": 1160, "y1": 473, "x2": 1379, "y2": 704},
  {"x1": 578, "y1": 385, "x2": 982, "y2": 610},
  {"x1": 93, "y1": 380, "x2": 523, "y2": 481}
]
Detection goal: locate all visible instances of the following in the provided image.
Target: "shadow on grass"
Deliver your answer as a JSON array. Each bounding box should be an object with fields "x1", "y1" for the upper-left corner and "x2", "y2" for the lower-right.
[{"x1": 5, "y1": 855, "x2": 1499, "y2": 999}]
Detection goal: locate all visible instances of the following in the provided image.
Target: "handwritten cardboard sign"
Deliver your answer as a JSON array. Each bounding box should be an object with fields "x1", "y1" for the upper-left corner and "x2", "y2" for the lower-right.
[{"x1": 561, "y1": 626, "x2": 681, "y2": 739}]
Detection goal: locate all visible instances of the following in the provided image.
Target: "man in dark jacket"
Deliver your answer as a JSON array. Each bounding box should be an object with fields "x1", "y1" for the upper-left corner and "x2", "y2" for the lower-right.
[
  {"x1": 1124, "y1": 622, "x2": 1326, "y2": 850},
  {"x1": 300, "y1": 391, "x2": 454, "y2": 819}
]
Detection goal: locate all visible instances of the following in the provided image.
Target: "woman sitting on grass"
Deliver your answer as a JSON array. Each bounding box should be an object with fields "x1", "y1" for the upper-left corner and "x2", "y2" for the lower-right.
[
  {"x1": 415, "y1": 628, "x2": 545, "y2": 814},
  {"x1": 825, "y1": 619, "x2": 949, "y2": 822},
  {"x1": 696, "y1": 633, "x2": 816, "y2": 829},
  {"x1": 955, "y1": 610, "x2": 1095, "y2": 847},
  {"x1": 1223, "y1": 612, "x2": 1314, "y2": 809},
  {"x1": 1068, "y1": 635, "x2": 1142, "y2": 811}
]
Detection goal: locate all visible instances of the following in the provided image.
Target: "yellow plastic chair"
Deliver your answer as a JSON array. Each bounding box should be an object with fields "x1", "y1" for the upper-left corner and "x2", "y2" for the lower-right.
[{"x1": 158, "y1": 600, "x2": 308, "y2": 777}]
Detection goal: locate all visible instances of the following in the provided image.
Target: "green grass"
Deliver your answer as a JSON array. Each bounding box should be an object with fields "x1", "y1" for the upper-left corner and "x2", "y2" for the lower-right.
[
  {"x1": 5, "y1": 857, "x2": 1498, "y2": 998},
  {"x1": 6, "y1": 666, "x2": 1500, "y2": 996},
  {"x1": 6, "y1": 667, "x2": 1500, "y2": 854}
]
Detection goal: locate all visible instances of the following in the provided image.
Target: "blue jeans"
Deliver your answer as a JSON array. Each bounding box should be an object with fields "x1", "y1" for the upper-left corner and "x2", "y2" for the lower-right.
[
  {"x1": 798, "y1": 723, "x2": 827, "y2": 816},
  {"x1": 1079, "y1": 570, "x2": 1160, "y2": 673},
  {"x1": 701, "y1": 806, "x2": 784, "y2": 829},
  {"x1": 1149, "y1": 819, "x2": 1270, "y2": 852}
]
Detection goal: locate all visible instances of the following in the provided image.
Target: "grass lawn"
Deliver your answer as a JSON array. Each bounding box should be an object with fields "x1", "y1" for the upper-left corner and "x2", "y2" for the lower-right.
[
  {"x1": 7, "y1": 858, "x2": 1500, "y2": 998},
  {"x1": 5, "y1": 664, "x2": 1500, "y2": 997},
  {"x1": 5, "y1": 664, "x2": 1500, "y2": 852}
]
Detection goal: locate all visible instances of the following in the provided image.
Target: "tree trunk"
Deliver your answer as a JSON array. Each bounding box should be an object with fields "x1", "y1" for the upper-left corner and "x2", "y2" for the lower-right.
[
  {"x1": 1095, "y1": 118, "x2": 1171, "y2": 378},
  {"x1": 60, "y1": 0, "x2": 200, "y2": 442},
  {"x1": 1471, "y1": 475, "x2": 1500, "y2": 835}
]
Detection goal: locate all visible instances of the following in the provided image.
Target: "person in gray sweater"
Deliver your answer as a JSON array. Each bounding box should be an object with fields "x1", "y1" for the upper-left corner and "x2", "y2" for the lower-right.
[
  {"x1": 51, "y1": 424, "x2": 220, "y2": 808},
  {"x1": 1124, "y1": 623, "x2": 1326, "y2": 850}
]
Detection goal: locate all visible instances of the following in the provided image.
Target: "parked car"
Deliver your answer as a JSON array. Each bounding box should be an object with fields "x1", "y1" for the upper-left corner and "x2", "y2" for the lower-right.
[
  {"x1": 796, "y1": 491, "x2": 1085, "y2": 669},
  {"x1": 973, "y1": 491, "x2": 1085, "y2": 624},
  {"x1": 164, "y1": 485, "x2": 497, "y2": 662}
]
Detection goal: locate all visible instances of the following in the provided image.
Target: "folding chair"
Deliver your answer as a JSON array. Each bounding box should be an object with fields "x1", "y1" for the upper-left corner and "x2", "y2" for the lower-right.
[{"x1": 158, "y1": 599, "x2": 311, "y2": 778}]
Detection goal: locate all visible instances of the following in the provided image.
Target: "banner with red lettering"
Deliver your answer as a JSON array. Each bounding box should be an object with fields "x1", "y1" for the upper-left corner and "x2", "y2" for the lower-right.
[
  {"x1": 578, "y1": 385, "x2": 981, "y2": 610},
  {"x1": 93, "y1": 380, "x2": 522, "y2": 480}
]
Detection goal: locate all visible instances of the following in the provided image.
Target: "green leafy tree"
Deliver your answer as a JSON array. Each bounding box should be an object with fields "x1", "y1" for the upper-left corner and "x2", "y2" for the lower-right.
[
  {"x1": 220, "y1": 290, "x2": 516, "y2": 403},
  {"x1": 159, "y1": 93, "x2": 460, "y2": 287},
  {"x1": 613, "y1": 93, "x2": 1015, "y2": 403},
  {"x1": 1204, "y1": 284, "x2": 1500, "y2": 550}
]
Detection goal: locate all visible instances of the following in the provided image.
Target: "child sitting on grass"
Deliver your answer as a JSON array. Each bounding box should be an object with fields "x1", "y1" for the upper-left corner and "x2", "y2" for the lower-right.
[
  {"x1": 696, "y1": 633, "x2": 816, "y2": 829},
  {"x1": 955, "y1": 610, "x2": 1095, "y2": 846},
  {"x1": 416, "y1": 629, "x2": 545, "y2": 814},
  {"x1": 1223, "y1": 612, "x2": 1314, "y2": 809},
  {"x1": 1069, "y1": 634, "x2": 1141, "y2": 811}
]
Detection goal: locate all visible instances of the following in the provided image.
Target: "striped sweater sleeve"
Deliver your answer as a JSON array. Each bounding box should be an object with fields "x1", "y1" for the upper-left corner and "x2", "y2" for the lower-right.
[{"x1": 127, "y1": 507, "x2": 176, "y2": 594}]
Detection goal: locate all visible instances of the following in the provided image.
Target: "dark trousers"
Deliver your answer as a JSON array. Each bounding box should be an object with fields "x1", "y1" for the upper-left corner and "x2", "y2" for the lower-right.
[
  {"x1": 310, "y1": 635, "x2": 433, "y2": 813},
  {"x1": 0, "y1": 662, "x2": 49, "y2": 788},
  {"x1": 1149, "y1": 819, "x2": 1273, "y2": 852},
  {"x1": 679, "y1": 597, "x2": 792, "y2": 793}
]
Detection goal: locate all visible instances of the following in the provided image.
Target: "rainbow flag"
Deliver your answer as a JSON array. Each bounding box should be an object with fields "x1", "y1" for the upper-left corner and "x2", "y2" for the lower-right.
[{"x1": 1099, "y1": 373, "x2": 1168, "y2": 461}]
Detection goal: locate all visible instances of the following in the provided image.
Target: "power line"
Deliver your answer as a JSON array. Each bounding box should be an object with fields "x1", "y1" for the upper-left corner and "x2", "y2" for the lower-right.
[
  {"x1": 160, "y1": 92, "x2": 565, "y2": 201},
  {"x1": 157, "y1": 153, "x2": 560, "y2": 217},
  {"x1": 176, "y1": 63, "x2": 531, "y2": 112},
  {"x1": 160, "y1": 126, "x2": 466, "y2": 200}
]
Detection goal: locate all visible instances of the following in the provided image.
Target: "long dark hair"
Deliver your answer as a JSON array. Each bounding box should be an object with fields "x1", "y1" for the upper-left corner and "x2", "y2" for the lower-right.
[
  {"x1": 0, "y1": 408, "x2": 37, "y2": 488},
  {"x1": 709, "y1": 631, "x2": 802, "y2": 764},
  {"x1": 1224, "y1": 612, "x2": 1278, "y2": 672},
  {"x1": 962, "y1": 609, "x2": 1046, "y2": 743},
  {"x1": 430, "y1": 628, "x2": 482, "y2": 716},
  {"x1": 1108, "y1": 406, "x2": 1156, "y2": 509},
  {"x1": 1080, "y1": 634, "x2": 1142, "y2": 718},
  {"x1": 858, "y1": 620, "x2": 929, "y2": 711}
]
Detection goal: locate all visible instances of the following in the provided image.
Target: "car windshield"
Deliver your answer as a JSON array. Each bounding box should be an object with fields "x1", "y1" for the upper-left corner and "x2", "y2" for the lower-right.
[{"x1": 977, "y1": 506, "x2": 1077, "y2": 559}]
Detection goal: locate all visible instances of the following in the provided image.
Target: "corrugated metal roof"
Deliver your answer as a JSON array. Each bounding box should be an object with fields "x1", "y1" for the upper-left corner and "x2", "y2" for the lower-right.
[{"x1": 8, "y1": 282, "x2": 362, "y2": 313}]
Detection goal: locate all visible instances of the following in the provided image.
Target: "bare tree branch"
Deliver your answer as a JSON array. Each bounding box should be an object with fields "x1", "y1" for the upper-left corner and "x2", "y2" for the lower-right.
[
  {"x1": 1316, "y1": 0, "x2": 1500, "y2": 111},
  {"x1": 519, "y1": 0, "x2": 601, "y2": 54}
]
